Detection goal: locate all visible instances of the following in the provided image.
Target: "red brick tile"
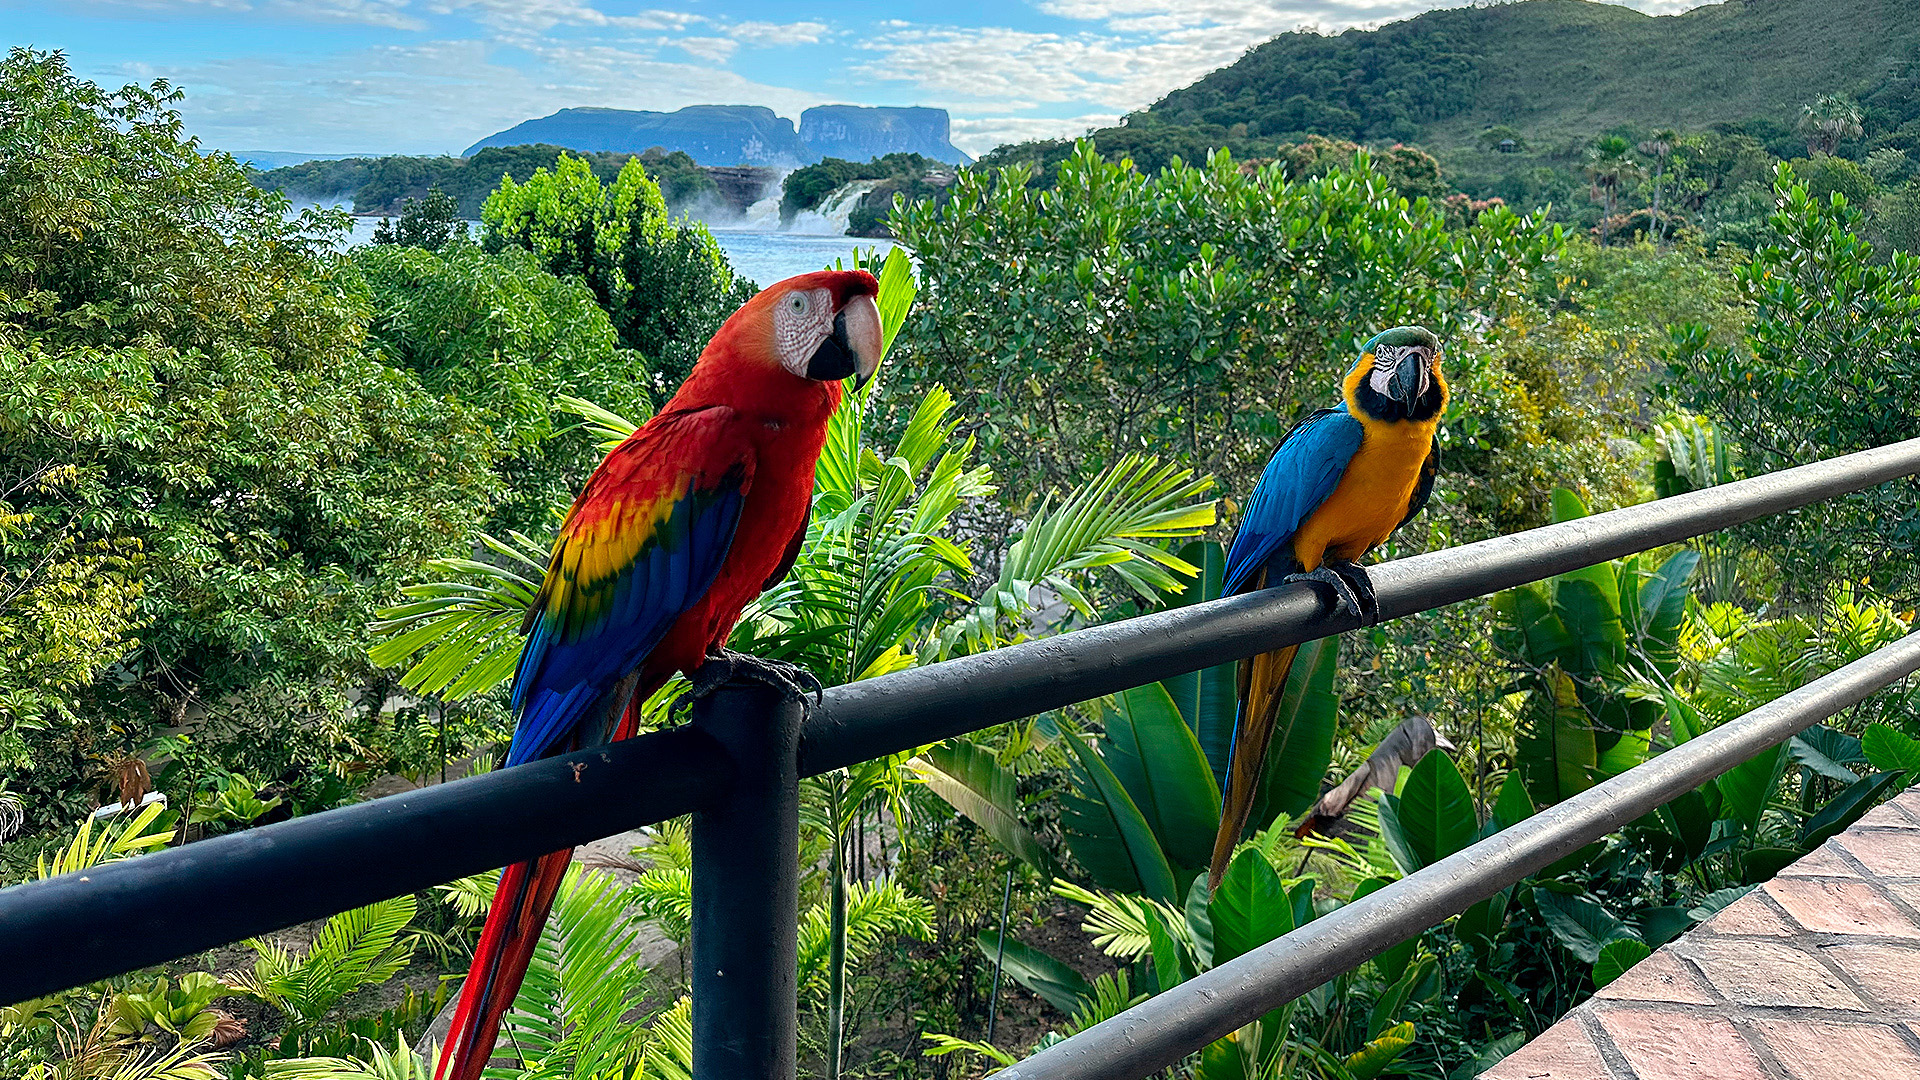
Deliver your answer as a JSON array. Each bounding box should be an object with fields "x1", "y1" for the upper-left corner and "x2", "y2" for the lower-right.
[
  {"x1": 1764, "y1": 877, "x2": 1920, "y2": 938},
  {"x1": 1776, "y1": 846, "x2": 1858, "y2": 878},
  {"x1": 1855, "y1": 802, "x2": 1920, "y2": 830},
  {"x1": 1824, "y1": 943, "x2": 1920, "y2": 1012},
  {"x1": 1594, "y1": 1007, "x2": 1768, "y2": 1080},
  {"x1": 1834, "y1": 830, "x2": 1920, "y2": 877},
  {"x1": 1594, "y1": 949, "x2": 1717, "y2": 1005},
  {"x1": 1750, "y1": 1018, "x2": 1920, "y2": 1080},
  {"x1": 1478, "y1": 1021, "x2": 1615, "y2": 1079},
  {"x1": 1675, "y1": 937, "x2": 1866, "y2": 1010},
  {"x1": 1889, "y1": 788, "x2": 1920, "y2": 817},
  {"x1": 1704, "y1": 896, "x2": 1794, "y2": 937}
]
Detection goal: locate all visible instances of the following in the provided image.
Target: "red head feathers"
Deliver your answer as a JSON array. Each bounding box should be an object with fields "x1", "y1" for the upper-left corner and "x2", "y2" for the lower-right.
[{"x1": 670, "y1": 268, "x2": 882, "y2": 421}]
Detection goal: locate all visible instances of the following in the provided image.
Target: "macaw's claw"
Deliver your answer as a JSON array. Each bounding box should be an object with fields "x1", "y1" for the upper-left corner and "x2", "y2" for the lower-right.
[
  {"x1": 684, "y1": 649, "x2": 825, "y2": 712},
  {"x1": 1283, "y1": 560, "x2": 1381, "y2": 627}
]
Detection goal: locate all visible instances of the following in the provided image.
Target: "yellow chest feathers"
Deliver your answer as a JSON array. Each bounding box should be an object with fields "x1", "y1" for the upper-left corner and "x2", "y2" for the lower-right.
[{"x1": 1291, "y1": 414, "x2": 1437, "y2": 569}]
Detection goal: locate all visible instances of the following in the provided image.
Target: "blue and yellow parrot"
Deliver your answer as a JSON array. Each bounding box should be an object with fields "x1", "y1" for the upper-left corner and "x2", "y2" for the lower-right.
[{"x1": 1209, "y1": 326, "x2": 1448, "y2": 888}]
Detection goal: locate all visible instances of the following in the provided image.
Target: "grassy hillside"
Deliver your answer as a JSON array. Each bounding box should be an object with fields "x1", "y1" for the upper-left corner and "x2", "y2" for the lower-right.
[{"x1": 1147, "y1": 0, "x2": 1920, "y2": 153}]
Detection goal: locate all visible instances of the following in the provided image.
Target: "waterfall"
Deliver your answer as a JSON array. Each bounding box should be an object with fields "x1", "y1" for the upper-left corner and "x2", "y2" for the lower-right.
[
  {"x1": 741, "y1": 191, "x2": 783, "y2": 230},
  {"x1": 786, "y1": 180, "x2": 880, "y2": 236}
]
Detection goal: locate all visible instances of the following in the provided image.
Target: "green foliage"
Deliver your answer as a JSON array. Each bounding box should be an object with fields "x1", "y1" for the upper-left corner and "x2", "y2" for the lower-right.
[
  {"x1": 893, "y1": 140, "x2": 1560, "y2": 508},
  {"x1": 1670, "y1": 164, "x2": 1920, "y2": 597},
  {"x1": 482, "y1": 152, "x2": 753, "y2": 391},
  {"x1": 234, "y1": 896, "x2": 417, "y2": 1044},
  {"x1": 370, "y1": 188, "x2": 467, "y2": 250},
  {"x1": 1495, "y1": 489, "x2": 1698, "y2": 805},
  {"x1": 351, "y1": 242, "x2": 647, "y2": 534},
  {"x1": 0, "y1": 48, "x2": 502, "y2": 825}
]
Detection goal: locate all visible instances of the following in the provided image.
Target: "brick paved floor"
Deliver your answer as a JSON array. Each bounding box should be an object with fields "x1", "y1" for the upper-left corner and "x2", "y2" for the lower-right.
[{"x1": 1482, "y1": 788, "x2": 1920, "y2": 1080}]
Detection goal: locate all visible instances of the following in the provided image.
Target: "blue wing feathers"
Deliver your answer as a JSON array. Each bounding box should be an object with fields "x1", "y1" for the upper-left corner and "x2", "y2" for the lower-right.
[
  {"x1": 1222, "y1": 407, "x2": 1364, "y2": 596},
  {"x1": 505, "y1": 482, "x2": 745, "y2": 766}
]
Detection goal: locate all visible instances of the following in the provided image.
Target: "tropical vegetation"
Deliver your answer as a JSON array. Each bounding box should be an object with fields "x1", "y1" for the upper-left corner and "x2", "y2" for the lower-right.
[{"x1": 6, "y1": 29, "x2": 1920, "y2": 1080}]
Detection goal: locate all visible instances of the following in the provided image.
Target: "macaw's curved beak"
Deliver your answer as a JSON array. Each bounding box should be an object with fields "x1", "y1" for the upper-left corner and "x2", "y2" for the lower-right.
[
  {"x1": 805, "y1": 292, "x2": 885, "y2": 391},
  {"x1": 1387, "y1": 349, "x2": 1429, "y2": 406}
]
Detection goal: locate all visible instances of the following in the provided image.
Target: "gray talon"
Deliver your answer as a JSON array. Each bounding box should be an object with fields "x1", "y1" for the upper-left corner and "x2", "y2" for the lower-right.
[
  {"x1": 1284, "y1": 562, "x2": 1380, "y2": 626},
  {"x1": 683, "y1": 650, "x2": 824, "y2": 715}
]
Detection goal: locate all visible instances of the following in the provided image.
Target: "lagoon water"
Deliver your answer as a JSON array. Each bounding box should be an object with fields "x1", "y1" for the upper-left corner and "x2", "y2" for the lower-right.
[{"x1": 320, "y1": 210, "x2": 894, "y2": 290}]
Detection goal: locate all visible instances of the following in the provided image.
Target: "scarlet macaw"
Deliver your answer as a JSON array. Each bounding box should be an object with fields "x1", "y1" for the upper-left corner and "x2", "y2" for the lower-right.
[
  {"x1": 1208, "y1": 326, "x2": 1447, "y2": 888},
  {"x1": 435, "y1": 270, "x2": 884, "y2": 1080}
]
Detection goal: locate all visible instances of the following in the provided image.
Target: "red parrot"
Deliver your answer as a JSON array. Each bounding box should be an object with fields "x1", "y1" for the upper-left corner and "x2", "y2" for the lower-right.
[{"x1": 435, "y1": 269, "x2": 883, "y2": 1080}]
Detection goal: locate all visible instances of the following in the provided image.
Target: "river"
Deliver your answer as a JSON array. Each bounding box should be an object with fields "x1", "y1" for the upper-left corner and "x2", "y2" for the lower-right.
[{"x1": 315, "y1": 208, "x2": 898, "y2": 289}]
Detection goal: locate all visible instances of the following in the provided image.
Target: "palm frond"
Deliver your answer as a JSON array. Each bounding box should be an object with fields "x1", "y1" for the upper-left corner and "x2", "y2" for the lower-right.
[
  {"x1": 367, "y1": 531, "x2": 548, "y2": 701},
  {"x1": 796, "y1": 877, "x2": 934, "y2": 998},
  {"x1": 555, "y1": 393, "x2": 647, "y2": 454},
  {"x1": 1051, "y1": 879, "x2": 1187, "y2": 962}
]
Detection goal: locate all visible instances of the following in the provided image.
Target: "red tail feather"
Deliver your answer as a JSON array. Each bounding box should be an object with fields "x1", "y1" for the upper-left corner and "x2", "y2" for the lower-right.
[{"x1": 435, "y1": 849, "x2": 572, "y2": 1080}]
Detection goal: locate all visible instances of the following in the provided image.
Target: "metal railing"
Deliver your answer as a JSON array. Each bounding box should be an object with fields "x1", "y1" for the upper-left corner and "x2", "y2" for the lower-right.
[{"x1": 4, "y1": 437, "x2": 1920, "y2": 1080}]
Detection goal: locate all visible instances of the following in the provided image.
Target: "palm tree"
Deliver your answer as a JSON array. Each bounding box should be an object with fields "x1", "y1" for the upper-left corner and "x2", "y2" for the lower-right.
[
  {"x1": 1638, "y1": 129, "x2": 1677, "y2": 247},
  {"x1": 1799, "y1": 95, "x2": 1863, "y2": 156},
  {"x1": 1585, "y1": 135, "x2": 1640, "y2": 246}
]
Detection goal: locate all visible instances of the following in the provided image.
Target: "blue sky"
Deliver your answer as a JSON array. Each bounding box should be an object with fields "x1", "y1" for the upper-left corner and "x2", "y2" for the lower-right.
[{"x1": 8, "y1": 0, "x2": 1709, "y2": 157}]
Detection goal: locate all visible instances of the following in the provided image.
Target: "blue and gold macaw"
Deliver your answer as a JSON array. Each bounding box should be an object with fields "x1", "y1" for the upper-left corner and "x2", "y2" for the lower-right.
[{"x1": 1209, "y1": 326, "x2": 1448, "y2": 887}]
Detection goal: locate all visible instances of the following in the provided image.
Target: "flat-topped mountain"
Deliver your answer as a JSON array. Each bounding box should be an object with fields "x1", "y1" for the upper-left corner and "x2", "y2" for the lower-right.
[
  {"x1": 463, "y1": 104, "x2": 969, "y2": 167},
  {"x1": 465, "y1": 106, "x2": 814, "y2": 167},
  {"x1": 800, "y1": 106, "x2": 971, "y2": 165}
]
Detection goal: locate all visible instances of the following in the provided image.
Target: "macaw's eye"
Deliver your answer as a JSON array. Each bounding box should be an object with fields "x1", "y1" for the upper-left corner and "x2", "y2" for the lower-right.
[{"x1": 787, "y1": 292, "x2": 811, "y2": 316}]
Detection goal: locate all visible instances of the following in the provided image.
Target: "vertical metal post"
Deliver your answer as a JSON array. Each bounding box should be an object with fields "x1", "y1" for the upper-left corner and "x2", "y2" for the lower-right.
[{"x1": 690, "y1": 682, "x2": 802, "y2": 1080}]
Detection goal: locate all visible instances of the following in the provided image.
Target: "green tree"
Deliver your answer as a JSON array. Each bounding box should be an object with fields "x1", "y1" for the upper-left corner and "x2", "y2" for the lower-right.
[
  {"x1": 1585, "y1": 136, "x2": 1639, "y2": 246},
  {"x1": 482, "y1": 152, "x2": 754, "y2": 393},
  {"x1": 1669, "y1": 163, "x2": 1920, "y2": 599},
  {"x1": 370, "y1": 187, "x2": 466, "y2": 250},
  {"x1": 890, "y1": 141, "x2": 1561, "y2": 520},
  {"x1": 349, "y1": 242, "x2": 650, "y2": 536},
  {"x1": 1798, "y1": 94, "x2": 1863, "y2": 156},
  {"x1": 0, "y1": 48, "x2": 498, "y2": 827}
]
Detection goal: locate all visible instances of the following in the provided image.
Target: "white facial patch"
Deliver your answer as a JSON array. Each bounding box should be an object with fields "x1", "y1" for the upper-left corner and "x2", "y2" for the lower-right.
[
  {"x1": 772, "y1": 287, "x2": 835, "y2": 376},
  {"x1": 1367, "y1": 344, "x2": 1432, "y2": 399}
]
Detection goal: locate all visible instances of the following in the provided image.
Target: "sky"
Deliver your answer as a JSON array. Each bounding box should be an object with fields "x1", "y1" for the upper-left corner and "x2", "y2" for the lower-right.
[{"x1": 7, "y1": 0, "x2": 1713, "y2": 158}]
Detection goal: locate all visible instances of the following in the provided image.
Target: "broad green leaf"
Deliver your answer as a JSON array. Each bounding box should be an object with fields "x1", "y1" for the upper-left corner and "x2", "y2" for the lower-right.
[
  {"x1": 910, "y1": 741, "x2": 1057, "y2": 876},
  {"x1": 1146, "y1": 906, "x2": 1192, "y2": 992},
  {"x1": 1247, "y1": 635, "x2": 1340, "y2": 829},
  {"x1": 1395, "y1": 749, "x2": 1477, "y2": 869},
  {"x1": 1344, "y1": 1021, "x2": 1416, "y2": 1080},
  {"x1": 1863, "y1": 723, "x2": 1920, "y2": 774},
  {"x1": 1059, "y1": 729, "x2": 1179, "y2": 902},
  {"x1": 1800, "y1": 770, "x2": 1907, "y2": 849},
  {"x1": 1490, "y1": 771, "x2": 1536, "y2": 833},
  {"x1": 1160, "y1": 541, "x2": 1236, "y2": 786},
  {"x1": 874, "y1": 244, "x2": 917, "y2": 359},
  {"x1": 1635, "y1": 906, "x2": 1696, "y2": 947},
  {"x1": 1549, "y1": 487, "x2": 1590, "y2": 523},
  {"x1": 1102, "y1": 682, "x2": 1222, "y2": 877},
  {"x1": 975, "y1": 931, "x2": 1091, "y2": 1016},
  {"x1": 1718, "y1": 743, "x2": 1789, "y2": 840},
  {"x1": 1635, "y1": 550, "x2": 1699, "y2": 677},
  {"x1": 1207, "y1": 849, "x2": 1293, "y2": 967},
  {"x1": 1687, "y1": 886, "x2": 1754, "y2": 921},
  {"x1": 1374, "y1": 796, "x2": 1421, "y2": 878},
  {"x1": 1791, "y1": 726, "x2": 1867, "y2": 783},
  {"x1": 1592, "y1": 939, "x2": 1651, "y2": 988},
  {"x1": 1534, "y1": 888, "x2": 1634, "y2": 964}
]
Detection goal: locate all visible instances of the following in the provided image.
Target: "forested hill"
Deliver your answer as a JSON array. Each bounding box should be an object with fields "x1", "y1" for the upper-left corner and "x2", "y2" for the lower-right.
[{"x1": 989, "y1": 0, "x2": 1920, "y2": 167}]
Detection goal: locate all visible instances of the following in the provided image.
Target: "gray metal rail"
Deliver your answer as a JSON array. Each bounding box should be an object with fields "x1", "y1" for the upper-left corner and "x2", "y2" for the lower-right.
[{"x1": 995, "y1": 627, "x2": 1920, "y2": 1079}]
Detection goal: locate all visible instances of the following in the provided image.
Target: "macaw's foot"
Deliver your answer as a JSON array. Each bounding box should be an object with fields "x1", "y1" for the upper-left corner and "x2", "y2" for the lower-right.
[
  {"x1": 1283, "y1": 559, "x2": 1380, "y2": 627},
  {"x1": 684, "y1": 649, "x2": 825, "y2": 711}
]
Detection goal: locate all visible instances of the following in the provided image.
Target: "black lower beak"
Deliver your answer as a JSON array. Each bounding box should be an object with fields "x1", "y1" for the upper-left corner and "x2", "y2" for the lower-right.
[{"x1": 805, "y1": 311, "x2": 860, "y2": 383}]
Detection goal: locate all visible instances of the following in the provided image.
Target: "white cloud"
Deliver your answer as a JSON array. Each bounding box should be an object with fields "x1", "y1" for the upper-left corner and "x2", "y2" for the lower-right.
[
  {"x1": 727, "y1": 20, "x2": 829, "y2": 48},
  {"x1": 673, "y1": 36, "x2": 738, "y2": 63},
  {"x1": 51, "y1": 0, "x2": 425, "y2": 28},
  {"x1": 423, "y1": 0, "x2": 703, "y2": 36}
]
